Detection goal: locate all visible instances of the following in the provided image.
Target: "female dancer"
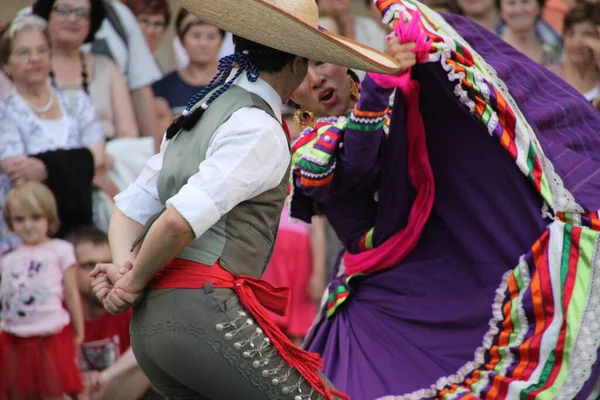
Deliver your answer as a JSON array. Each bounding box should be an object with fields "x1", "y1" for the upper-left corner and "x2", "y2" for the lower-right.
[{"x1": 288, "y1": 0, "x2": 600, "y2": 398}]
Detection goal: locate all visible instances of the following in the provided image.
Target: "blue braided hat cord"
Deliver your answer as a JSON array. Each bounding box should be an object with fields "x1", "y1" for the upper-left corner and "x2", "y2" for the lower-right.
[
  {"x1": 182, "y1": 50, "x2": 260, "y2": 115},
  {"x1": 165, "y1": 50, "x2": 263, "y2": 140}
]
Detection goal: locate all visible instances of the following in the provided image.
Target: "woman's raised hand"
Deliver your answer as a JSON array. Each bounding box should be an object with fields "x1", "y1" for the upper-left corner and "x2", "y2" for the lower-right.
[{"x1": 385, "y1": 38, "x2": 417, "y2": 74}]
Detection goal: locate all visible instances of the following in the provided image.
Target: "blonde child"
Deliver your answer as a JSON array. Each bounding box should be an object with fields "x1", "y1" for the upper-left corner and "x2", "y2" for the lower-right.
[{"x1": 0, "y1": 182, "x2": 85, "y2": 399}]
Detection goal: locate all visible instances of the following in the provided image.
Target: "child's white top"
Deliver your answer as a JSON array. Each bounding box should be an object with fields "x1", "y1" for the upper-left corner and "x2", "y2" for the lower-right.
[{"x1": 0, "y1": 239, "x2": 76, "y2": 337}]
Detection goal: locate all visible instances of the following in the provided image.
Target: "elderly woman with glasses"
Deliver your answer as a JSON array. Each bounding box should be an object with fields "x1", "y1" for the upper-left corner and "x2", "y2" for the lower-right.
[
  {"x1": 0, "y1": 14, "x2": 104, "y2": 251},
  {"x1": 32, "y1": 0, "x2": 139, "y2": 147}
]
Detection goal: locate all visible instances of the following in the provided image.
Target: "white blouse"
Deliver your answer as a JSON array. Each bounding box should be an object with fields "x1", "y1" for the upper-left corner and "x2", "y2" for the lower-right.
[{"x1": 0, "y1": 87, "x2": 105, "y2": 249}]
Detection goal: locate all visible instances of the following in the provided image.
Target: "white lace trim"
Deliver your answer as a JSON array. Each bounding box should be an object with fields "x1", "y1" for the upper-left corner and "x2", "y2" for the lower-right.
[
  {"x1": 399, "y1": 0, "x2": 582, "y2": 214},
  {"x1": 377, "y1": 221, "x2": 600, "y2": 400},
  {"x1": 554, "y1": 233, "x2": 600, "y2": 399},
  {"x1": 377, "y1": 265, "x2": 518, "y2": 400}
]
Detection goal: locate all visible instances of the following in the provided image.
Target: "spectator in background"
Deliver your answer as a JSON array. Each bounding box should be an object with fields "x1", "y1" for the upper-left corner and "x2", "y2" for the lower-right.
[
  {"x1": 33, "y1": 0, "x2": 139, "y2": 144},
  {"x1": 558, "y1": 3, "x2": 600, "y2": 102},
  {"x1": 0, "y1": 15, "x2": 105, "y2": 244},
  {"x1": 153, "y1": 9, "x2": 223, "y2": 119},
  {"x1": 20, "y1": 0, "x2": 163, "y2": 147},
  {"x1": 87, "y1": 0, "x2": 163, "y2": 147},
  {"x1": 498, "y1": 0, "x2": 562, "y2": 68},
  {"x1": 33, "y1": 0, "x2": 156, "y2": 232},
  {"x1": 455, "y1": 0, "x2": 500, "y2": 30},
  {"x1": 66, "y1": 225, "x2": 162, "y2": 400},
  {"x1": 122, "y1": 0, "x2": 172, "y2": 74},
  {"x1": 317, "y1": 0, "x2": 387, "y2": 51},
  {"x1": 319, "y1": 3, "x2": 347, "y2": 35},
  {"x1": 455, "y1": 0, "x2": 562, "y2": 47}
]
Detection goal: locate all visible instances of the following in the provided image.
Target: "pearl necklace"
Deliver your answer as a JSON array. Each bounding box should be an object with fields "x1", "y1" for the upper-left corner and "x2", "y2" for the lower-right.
[{"x1": 23, "y1": 84, "x2": 55, "y2": 118}]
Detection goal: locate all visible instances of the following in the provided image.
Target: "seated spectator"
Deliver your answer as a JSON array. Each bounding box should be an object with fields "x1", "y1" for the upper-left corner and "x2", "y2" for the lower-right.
[
  {"x1": 455, "y1": 0, "x2": 562, "y2": 46},
  {"x1": 20, "y1": 0, "x2": 164, "y2": 147},
  {"x1": 33, "y1": 0, "x2": 139, "y2": 142},
  {"x1": 121, "y1": 0, "x2": 171, "y2": 74},
  {"x1": 498, "y1": 0, "x2": 562, "y2": 68},
  {"x1": 66, "y1": 225, "x2": 164, "y2": 400},
  {"x1": 152, "y1": 9, "x2": 223, "y2": 119},
  {"x1": 0, "y1": 15, "x2": 105, "y2": 247},
  {"x1": 88, "y1": 0, "x2": 162, "y2": 145},
  {"x1": 33, "y1": 1, "x2": 156, "y2": 232},
  {"x1": 317, "y1": 0, "x2": 387, "y2": 51},
  {"x1": 559, "y1": 2, "x2": 600, "y2": 102}
]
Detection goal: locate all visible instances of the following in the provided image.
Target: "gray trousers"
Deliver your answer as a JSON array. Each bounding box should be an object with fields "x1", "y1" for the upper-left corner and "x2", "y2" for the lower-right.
[{"x1": 130, "y1": 285, "x2": 341, "y2": 400}]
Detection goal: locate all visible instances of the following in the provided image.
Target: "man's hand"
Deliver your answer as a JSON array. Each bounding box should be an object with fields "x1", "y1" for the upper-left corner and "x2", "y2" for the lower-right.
[
  {"x1": 103, "y1": 271, "x2": 144, "y2": 315},
  {"x1": 90, "y1": 262, "x2": 132, "y2": 302}
]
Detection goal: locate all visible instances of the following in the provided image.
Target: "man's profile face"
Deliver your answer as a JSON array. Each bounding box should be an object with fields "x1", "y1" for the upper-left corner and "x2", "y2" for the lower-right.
[{"x1": 75, "y1": 241, "x2": 112, "y2": 305}]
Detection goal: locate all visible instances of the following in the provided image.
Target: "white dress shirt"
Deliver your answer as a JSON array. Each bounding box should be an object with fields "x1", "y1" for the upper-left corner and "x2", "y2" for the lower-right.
[{"x1": 114, "y1": 72, "x2": 289, "y2": 239}]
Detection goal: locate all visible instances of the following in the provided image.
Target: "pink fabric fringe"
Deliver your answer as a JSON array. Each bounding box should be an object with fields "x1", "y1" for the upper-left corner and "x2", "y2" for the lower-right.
[
  {"x1": 343, "y1": 81, "x2": 435, "y2": 276},
  {"x1": 393, "y1": 11, "x2": 430, "y2": 64}
]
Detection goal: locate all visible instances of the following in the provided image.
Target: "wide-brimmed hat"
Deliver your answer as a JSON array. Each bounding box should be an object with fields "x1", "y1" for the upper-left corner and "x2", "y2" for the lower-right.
[{"x1": 176, "y1": 0, "x2": 401, "y2": 74}]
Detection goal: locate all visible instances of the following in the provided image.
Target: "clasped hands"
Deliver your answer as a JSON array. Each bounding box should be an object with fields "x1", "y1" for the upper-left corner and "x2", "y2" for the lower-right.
[{"x1": 90, "y1": 261, "x2": 143, "y2": 315}]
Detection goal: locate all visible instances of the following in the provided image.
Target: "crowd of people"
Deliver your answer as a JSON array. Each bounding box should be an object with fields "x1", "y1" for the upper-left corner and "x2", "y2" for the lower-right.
[{"x1": 0, "y1": 0, "x2": 599, "y2": 398}]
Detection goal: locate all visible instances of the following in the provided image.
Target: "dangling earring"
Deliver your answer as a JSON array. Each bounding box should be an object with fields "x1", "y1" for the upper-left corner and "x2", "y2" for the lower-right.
[
  {"x1": 347, "y1": 74, "x2": 360, "y2": 102},
  {"x1": 293, "y1": 107, "x2": 316, "y2": 130}
]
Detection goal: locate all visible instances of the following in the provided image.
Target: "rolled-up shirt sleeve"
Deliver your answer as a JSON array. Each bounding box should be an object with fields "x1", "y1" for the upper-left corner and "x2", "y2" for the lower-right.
[
  {"x1": 114, "y1": 138, "x2": 165, "y2": 225},
  {"x1": 166, "y1": 107, "x2": 290, "y2": 238}
]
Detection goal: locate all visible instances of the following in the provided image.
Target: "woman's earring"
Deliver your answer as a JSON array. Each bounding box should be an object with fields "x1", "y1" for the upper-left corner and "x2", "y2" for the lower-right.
[
  {"x1": 347, "y1": 74, "x2": 360, "y2": 102},
  {"x1": 293, "y1": 107, "x2": 316, "y2": 130}
]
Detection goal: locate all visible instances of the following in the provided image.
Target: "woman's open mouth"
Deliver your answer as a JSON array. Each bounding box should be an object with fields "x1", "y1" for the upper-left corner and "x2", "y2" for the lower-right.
[{"x1": 319, "y1": 88, "x2": 337, "y2": 106}]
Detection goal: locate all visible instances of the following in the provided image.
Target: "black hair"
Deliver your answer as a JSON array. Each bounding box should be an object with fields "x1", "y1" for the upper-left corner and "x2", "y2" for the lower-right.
[
  {"x1": 32, "y1": 0, "x2": 106, "y2": 44},
  {"x1": 65, "y1": 225, "x2": 108, "y2": 248},
  {"x1": 563, "y1": 2, "x2": 600, "y2": 33},
  {"x1": 233, "y1": 34, "x2": 298, "y2": 73}
]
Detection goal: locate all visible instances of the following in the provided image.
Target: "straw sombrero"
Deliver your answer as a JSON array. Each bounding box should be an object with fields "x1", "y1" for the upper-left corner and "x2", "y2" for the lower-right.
[{"x1": 176, "y1": 0, "x2": 402, "y2": 74}]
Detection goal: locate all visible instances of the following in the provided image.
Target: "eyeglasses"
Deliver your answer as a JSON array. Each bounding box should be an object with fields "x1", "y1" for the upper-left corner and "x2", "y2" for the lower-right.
[
  {"x1": 52, "y1": 4, "x2": 91, "y2": 20},
  {"x1": 11, "y1": 46, "x2": 51, "y2": 60},
  {"x1": 138, "y1": 18, "x2": 167, "y2": 31}
]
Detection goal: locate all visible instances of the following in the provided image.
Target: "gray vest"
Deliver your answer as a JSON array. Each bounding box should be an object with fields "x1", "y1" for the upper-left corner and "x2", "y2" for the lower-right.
[{"x1": 134, "y1": 85, "x2": 290, "y2": 278}]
